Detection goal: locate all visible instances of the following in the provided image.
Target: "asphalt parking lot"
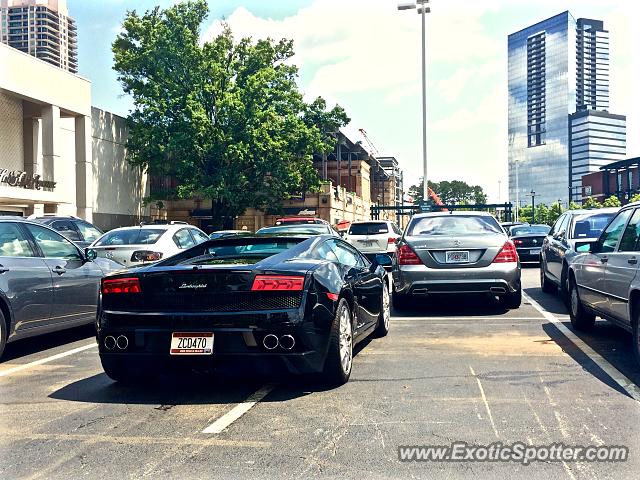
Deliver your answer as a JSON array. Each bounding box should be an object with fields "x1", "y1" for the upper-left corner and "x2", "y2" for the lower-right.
[{"x1": 1, "y1": 267, "x2": 639, "y2": 480}]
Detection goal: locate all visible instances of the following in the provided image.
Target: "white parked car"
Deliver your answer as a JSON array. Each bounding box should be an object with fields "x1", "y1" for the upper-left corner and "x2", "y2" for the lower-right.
[
  {"x1": 343, "y1": 220, "x2": 402, "y2": 263},
  {"x1": 89, "y1": 222, "x2": 209, "y2": 267}
]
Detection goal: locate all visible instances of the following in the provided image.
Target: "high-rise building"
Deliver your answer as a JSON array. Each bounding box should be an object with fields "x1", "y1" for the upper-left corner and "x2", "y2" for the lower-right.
[
  {"x1": 508, "y1": 12, "x2": 625, "y2": 207},
  {"x1": 0, "y1": 0, "x2": 77, "y2": 73}
]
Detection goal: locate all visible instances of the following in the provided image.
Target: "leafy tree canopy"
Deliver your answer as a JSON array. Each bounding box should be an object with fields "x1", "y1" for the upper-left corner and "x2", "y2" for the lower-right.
[
  {"x1": 602, "y1": 195, "x2": 622, "y2": 208},
  {"x1": 407, "y1": 179, "x2": 487, "y2": 205},
  {"x1": 112, "y1": 0, "x2": 349, "y2": 227},
  {"x1": 582, "y1": 196, "x2": 603, "y2": 209}
]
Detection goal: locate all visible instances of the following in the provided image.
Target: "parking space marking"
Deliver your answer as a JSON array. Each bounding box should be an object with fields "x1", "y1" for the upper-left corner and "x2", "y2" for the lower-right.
[
  {"x1": 0, "y1": 342, "x2": 97, "y2": 378},
  {"x1": 202, "y1": 383, "x2": 275, "y2": 434},
  {"x1": 523, "y1": 292, "x2": 640, "y2": 403},
  {"x1": 469, "y1": 365, "x2": 500, "y2": 439}
]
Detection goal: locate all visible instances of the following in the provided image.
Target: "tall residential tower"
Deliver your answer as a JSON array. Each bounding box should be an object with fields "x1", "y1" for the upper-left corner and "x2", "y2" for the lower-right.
[
  {"x1": 508, "y1": 12, "x2": 625, "y2": 207},
  {"x1": 1, "y1": 0, "x2": 77, "y2": 73}
]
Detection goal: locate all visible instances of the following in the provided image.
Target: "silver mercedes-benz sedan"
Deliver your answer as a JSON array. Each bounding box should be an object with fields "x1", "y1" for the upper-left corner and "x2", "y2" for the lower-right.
[{"x1": 391, "y1": 212, "x2": 521, "y2": 309}]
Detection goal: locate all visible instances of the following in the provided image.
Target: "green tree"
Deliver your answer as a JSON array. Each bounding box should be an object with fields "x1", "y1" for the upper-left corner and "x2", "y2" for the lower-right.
[
  {"x1": 112, "y1": 1, "x2": 349, "y2": 228},
  {"x1": 517, "y1": 205, "x2": 533, "y2": 224},
  {"x1": 547, "y1": 201, "x2": 563, "y2": 225},
  {"x1": 535, "y1": 204, "x2": 549, "y2": 225},
  {"x1": 630, "y1": 193, "x2": 640, "y2": 203},
  {"x1": 602, "y1": 195, "x2": 622, "y2": 208},
  {"x1": 407, "y1": 179, "x2": 487, "y2": 205},
  {"x1": 582, "y1": 196, "x2": 602, "y2": 209},
  {"x1": 568, "y1": 201, "x2": 582, "y2": 210}
]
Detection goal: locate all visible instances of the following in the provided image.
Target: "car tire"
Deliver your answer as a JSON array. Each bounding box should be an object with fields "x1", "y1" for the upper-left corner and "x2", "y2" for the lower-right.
[
  {"x1": 392, "y1": 290, "x2": 410, "y2": 311},
  {"x1": 0, "y1": 309, "x2": 7, "y2": 359},
  {"x1": 568, "y1": 277, "x2": 595, "y2": 331},
  {"x1": 540, "y1": 261, "x2": 556, "y2": 294},
  {"x1": 322, "y1": 298, "x2": 353, "y2": 386},
  {"x1": 633, "y1": 307, "x2": 640, "y2": 368},
  {"x1": 374, "y1": 282, "x2": 390, "y2": 337},
  {"x1": 560, "y1": 265, "x2": 569, "y2": 306},
  {"x1": 501, "y1": 288, "x2": 522, "y2": 309}
]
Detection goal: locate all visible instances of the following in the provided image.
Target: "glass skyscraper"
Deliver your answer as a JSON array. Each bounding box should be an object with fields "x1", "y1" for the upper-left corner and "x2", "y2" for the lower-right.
[
  {"x1": 508, "y1": 12, "x2": 626, "y2": 208},
  {"x1": 508, "y1": 12, "x2": 576, "y2": 208}
]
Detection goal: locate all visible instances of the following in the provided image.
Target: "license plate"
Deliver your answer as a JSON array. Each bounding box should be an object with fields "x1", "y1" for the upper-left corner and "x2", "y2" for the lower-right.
[
  {"x1": 530, "y1": 248, "x2": 541, "y2": 255},
  {"x1": 170, "y1": 332, "x2": 213, "y2": 355},
  {"x1": 359, "y1": 239, "x2": 374, "y2": 245},
  {"x1": 446, "y1": 251, "x2": 469, "y2": 263}
]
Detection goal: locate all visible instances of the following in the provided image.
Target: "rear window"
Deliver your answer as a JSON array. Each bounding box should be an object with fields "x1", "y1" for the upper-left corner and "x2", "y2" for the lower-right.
[
  {"x1": 348, "y1": 223, "x2": 389, "y2": 235},
  {"x1": 275, "y1": 218, "x2": 323, "y2": 225},
  {"x1": 167, "y1": 239, "x2": 303, "y2": 266},
  {"x1": 571, "y1": 213, "x2": 616, "y2": 239},
  {"x1": 510, "y1": 225, "x2": 550, "y2": 236},
  {"x1": 407, "y1": 215, "x2": 502, "y2": 236},
  {"x1": 94, "y1": 228, "x2": 166, "y2": 246}
]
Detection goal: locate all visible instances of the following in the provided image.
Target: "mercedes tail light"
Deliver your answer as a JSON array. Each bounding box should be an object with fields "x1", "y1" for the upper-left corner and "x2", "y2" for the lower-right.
[
  {"x1": 493, "y1": 241, "x2": 519, "y2": 263},
  {"x1": 251, "y1": 275, "x2": 305, "y2": 291},
  {"x1": 388, "y1": 237, "x2": 397, "y2": 244},
  {"x1": 102, "y1": 277, "x2": 141, "y2": 294},
  {"x1": 131, "y1": 250, "x2": 163, "y2": 262},
  {"x1": 397, "y1": 244, "x2": 421, "y2": 265}
]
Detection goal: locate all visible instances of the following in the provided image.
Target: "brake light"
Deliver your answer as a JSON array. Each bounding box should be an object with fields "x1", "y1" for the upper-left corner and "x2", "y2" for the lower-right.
[
  {"x1": 493, "y1": 241, "x2": 519, "y2": 263},
  {"x1": 131, "y1": 250, "x2": 163, "y2": 262},
  {"x1": 397, "y1": 244, "x2": 421, "y2": 265},
  {"x1": 326, "y1": 293, "x2": 339, "y2": 301},
  {"x1": 388, "y1": 237, "x2": 397, "y2": 244},
  {"x1": 251, "y1": 275, "x2": 305, "y2": 291},
  {"x1": 514, "y1": 239, "x2": 523, "y2": 245},
  {"x1": 102, "y1": 277, "x2": 141, "y2": 294}
]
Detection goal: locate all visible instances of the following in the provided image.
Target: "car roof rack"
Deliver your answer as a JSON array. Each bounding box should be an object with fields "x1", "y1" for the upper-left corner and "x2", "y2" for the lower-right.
[{"x1": 139, "y1": 220, "x2": 189, "y2": 226}]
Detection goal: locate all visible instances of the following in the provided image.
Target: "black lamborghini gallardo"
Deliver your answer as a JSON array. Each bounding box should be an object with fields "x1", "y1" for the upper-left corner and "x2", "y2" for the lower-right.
[{"x1": 97, "y1": 235, "x2": 391, "y2": 385}]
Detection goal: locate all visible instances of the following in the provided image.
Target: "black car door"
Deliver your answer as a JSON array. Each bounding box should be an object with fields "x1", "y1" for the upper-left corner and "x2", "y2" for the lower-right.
[
  {"x1": 24, "y1": 223, "x2": 103, "y2": 326},
  {"x1": 0, "y1": 222, "x2": 53, "y2": 333},
  {"x1": 328, "y1": 239, "x2": 381, "y2": 332},
  {"x1": 547, "y1": 214, "x2": 570, "y2": 281}
]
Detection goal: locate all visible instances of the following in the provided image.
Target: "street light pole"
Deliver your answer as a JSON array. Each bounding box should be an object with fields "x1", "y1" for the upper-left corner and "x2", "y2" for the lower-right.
[
  {"x1": 530, "y1": 189, "x2": 537, "y2": 224},
  {"x1": 398, "y1": 0, "x2": 430, "y2": 205}
]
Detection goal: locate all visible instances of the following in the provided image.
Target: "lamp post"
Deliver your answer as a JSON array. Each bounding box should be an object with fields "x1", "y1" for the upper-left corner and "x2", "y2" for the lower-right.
[
  {"x1": 397, "y1": 0, "x2": 430, "y2": 205},
  {"x1": 530, "y1": 189, "x2": 537, "y2": 224}
]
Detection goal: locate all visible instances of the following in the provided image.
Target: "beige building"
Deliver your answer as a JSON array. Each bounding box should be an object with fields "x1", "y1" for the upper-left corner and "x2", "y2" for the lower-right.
[{"x1": 0, "y1": 43, "x2": 148, "y2": 229}]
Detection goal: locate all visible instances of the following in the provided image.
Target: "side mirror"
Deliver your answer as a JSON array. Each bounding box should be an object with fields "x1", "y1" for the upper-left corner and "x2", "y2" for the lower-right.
[
  {"x1": 575, "y1": 241, "x2": 594, "y2": 253},
  {"x1": 374, "y1": 254, "x2": 393, "y2": 267},
  {"x1": 84, "y1": 248, "x2": 97, "y2": 261}
]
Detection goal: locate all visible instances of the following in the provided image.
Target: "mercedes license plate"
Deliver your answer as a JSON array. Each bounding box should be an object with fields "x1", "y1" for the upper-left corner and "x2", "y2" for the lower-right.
[
  {"x1": 170, "y1": 332, "x2": 213, "y2": 355},
  {"x1": 445, "y1": 251, "x2": 470, "y2": 263}
]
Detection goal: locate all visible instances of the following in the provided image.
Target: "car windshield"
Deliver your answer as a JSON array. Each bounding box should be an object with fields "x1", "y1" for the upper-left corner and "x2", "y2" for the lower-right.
[
  {"x1": 408, "y1": 216, "x2": 502, "y2": 236},
  {"x1": 348, "y1": 223, "x2": 389, "y2": 235},
  {"x1": 510, "y1": 225, "x2": 550, "y2": 236},
  {"x1": 275, "y1": 219, "x2": 323, "y2": 225},
  {"x1": 571, "y1": 213, "x2": 616, "y2": 239},
  {"x1": 93, "y1": 228, "x2": 165, "y2": 246},
  {"x1": 257, "y1": 225, "x2": 331, "y2": 235}
]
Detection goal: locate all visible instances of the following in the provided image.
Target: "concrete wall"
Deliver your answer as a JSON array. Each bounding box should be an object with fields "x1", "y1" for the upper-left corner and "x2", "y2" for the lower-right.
[
  {"x1": 0, "y1": 92, "x2": 24, "y2": 171},
  {"x1": 91, "y1": 107, "x2": 149, "y2": 230}
]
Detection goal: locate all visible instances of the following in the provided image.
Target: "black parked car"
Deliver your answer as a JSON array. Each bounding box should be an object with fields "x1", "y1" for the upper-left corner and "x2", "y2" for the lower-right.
[
  {"x1": 509, "y1": 224, "x2": 550, "y2": 263},
  {"x1": 540, "y1": 208, "x2": 619, "y2": 298},
  {"x1": 28, "y1": 215, "x2": 104, "y2": 248},
  {"x1": 0, "y1": 218, "x2": 122, "y2": 358},
  {"x1": 97, "y1": 234, "x2": 391, "y2": 385}
]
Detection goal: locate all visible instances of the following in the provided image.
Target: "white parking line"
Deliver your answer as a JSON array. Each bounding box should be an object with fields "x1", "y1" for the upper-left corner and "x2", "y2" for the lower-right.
[
  {"x1": 0, "y1": 342, "x2": 97, "y2": 378},
  {"x1": 202, "y1": 383, "x2": 275, "y2": 434},
  {"x1": 523, "y1": 292, "x2": 640, "y2": 402},
  {"x1": 469, "y1": 365, "x2": 499, "y2": 439}
]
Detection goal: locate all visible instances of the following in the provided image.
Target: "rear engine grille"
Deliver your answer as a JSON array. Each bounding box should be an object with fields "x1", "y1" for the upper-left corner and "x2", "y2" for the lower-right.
[{"x1": 103, "y1": 292, "x2": 303, "y2": 313}]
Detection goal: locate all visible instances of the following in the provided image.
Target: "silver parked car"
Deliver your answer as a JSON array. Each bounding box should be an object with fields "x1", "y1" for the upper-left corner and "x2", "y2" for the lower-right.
[
  {"x1": 392, "y1": 212, "x2": 521, "y2": 310},
  {"x1": 567, "y1": 203, "x2": 640, "y2": 366},
  {"x1": 0, "y1": 218, "x2": 122, "y2": 358}
]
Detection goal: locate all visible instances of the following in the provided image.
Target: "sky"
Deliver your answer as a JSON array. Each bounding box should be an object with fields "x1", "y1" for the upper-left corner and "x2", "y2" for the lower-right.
[{"x1": 69, "y1": 0, "x2": 638, "y2": 204}]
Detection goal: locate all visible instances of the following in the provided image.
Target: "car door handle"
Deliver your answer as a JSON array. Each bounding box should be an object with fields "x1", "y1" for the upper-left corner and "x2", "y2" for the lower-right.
[
  {"x1": 0, "y1": 264, "x2": 8, "y2": 274},
  {"x1": 628, "y1": 257, "x2": 638, "y2": 265},
  {"x1": 600, "y1": 256, "x2": 608, "y2": 264},
  {"x1": 53, "y1": 265, "x2": 67, "y2": 275}
]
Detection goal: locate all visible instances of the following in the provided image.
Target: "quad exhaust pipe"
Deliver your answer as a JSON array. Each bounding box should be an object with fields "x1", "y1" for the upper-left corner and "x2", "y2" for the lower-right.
[
  {"x1": 262, "y1": 334, "x2": 296, "y2": 351},
  {"x1": 104, "y1": 335, "x2": 129, "y2": 350}
]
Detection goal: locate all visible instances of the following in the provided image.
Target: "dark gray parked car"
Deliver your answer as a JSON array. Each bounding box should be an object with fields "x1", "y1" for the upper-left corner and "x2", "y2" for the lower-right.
[
  {"x1": 0, "y1": 218, "x2": 122, "y2": 357},
  {"x1": 28, "y1": 215, "x2": 104, "y2": 249}
]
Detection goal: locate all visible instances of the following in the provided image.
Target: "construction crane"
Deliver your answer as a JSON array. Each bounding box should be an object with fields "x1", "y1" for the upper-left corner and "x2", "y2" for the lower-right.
[{"x1": 358, "y1": 128, "x2": 379, "y2": 158}]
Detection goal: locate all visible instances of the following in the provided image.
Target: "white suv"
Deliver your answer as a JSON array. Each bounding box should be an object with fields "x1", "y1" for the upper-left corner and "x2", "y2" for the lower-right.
[
  {"x1": 89, "y1": 222, "x2": 209, "y2": 267},
  {"x1": 344, "y1": 220, "x2": 402, "y2": 263}
]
